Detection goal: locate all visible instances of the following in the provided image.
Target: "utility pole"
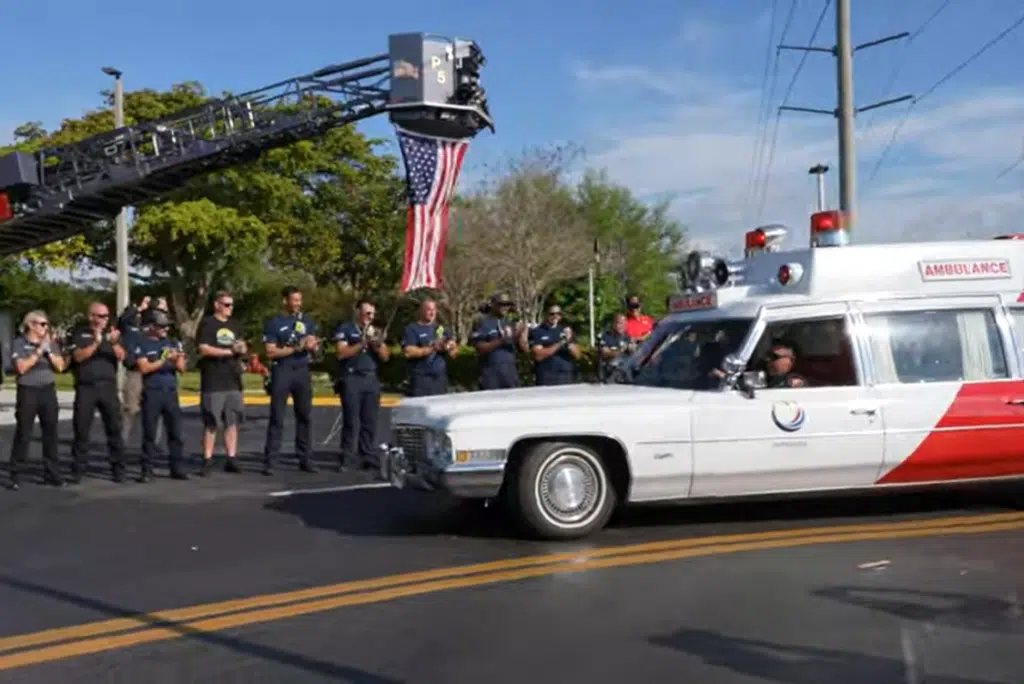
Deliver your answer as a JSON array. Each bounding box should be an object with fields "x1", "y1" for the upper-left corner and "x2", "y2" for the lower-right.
[
  {"x1": 779, "y1": 0, "x2": 912, "y2": 237},
  {"x1": 103, "y1": 66, "x2": 129, "y2": 392},
  {"x1": 809, "y1": 164, "x2": 829, "y2": 212},
  {"x1": 835, "y1": 0, "x2": 855, "y2": 223}
]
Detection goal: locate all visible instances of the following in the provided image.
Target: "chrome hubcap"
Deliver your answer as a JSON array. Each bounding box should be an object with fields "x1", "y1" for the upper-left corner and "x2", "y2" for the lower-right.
[{"x1": 537, "y1": 453, "x2": 601, "y2": 525}]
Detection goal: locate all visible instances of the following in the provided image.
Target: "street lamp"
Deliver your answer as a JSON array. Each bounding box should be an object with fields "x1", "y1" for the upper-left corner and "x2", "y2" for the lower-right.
[
  {"x1": 103, "y1": 66, "x2": 129, "y2": 392},
  {"x1": 808, "y1": 164, "x2": 829, "y2": 213}
]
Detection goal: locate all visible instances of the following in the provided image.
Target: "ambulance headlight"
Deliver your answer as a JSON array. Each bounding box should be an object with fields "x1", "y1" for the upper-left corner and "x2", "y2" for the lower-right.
[
  {"x1": 777, "y1": 263, "x2": 804, "y2": 286},
  {"x1": 428, "y1": 430, "x2": 454, "y2": 466}
]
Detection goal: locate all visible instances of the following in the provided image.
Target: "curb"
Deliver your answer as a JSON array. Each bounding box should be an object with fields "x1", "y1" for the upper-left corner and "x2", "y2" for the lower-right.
[{"x1": 178, "y1": 395, "x2": 403, "y2": 408}]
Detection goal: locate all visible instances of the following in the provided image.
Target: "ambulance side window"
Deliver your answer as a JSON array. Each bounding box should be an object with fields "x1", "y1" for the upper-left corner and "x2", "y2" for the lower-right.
[
  {"x1": 862, "y1": 309, "x2": 1008, "y2": 384},
  {"x1": 1008, "y1": 309, "x2": 1024, "y2": 358},
  {"x1": 751, "y1": 316, "x2": 859, "y2": 387}
]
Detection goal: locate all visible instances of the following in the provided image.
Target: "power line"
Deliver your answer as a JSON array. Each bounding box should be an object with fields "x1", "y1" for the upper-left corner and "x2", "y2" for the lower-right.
[
  {"x1": 863, "y1": 0, "x2": 952, "y2": 132},
  {"x1": 866, "y1": 10, "x2": 1024, "y2": 185},
  {"x1": 743, "y1": 0, "x2": 780, "y2": 225},
  {"x1": 744, "y1": 0, "x2": 798, "y2": 225},
  {"x1": 996, "y1": 137, "x2": 1024, "y2": 180},
  {"x1": 756, "y1": 0, "x2": 832, "y2": 222}
]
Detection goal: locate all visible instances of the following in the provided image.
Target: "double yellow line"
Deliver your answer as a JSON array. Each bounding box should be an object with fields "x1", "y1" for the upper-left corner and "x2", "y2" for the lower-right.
[{"x1": 1, "y1": 511, "x2": 1022, "y2": 671}]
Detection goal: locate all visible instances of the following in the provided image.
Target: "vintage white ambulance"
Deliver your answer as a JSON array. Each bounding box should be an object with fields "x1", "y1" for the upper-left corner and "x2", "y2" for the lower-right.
[{"x1": 382, "y1": 211, "x2": 1024, "y2": 540}]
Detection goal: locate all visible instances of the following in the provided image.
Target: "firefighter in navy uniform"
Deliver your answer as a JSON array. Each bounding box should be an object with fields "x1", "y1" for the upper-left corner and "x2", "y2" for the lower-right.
[
  {"x1": 470, "y1": 293, "x2": 523, "y2": 390},
  {"x1": 261, "y1": 286, "x2": 319, "y2": 475},
  {"x1": 333, "y1": 300, "x2": 391, "y2": 470},
  {"x1": 598, "y1": 312, "x2": 633, "y2": 382},
  {"x1": 67, "y1": 301, "x2": 127, "y2": 483},
  {"x1": 401, "y1": 298, "x2": 457, "y2": 397},
  {"x1": 133, "y1": 308, "x2": 189, "y2": 482},
  {"x1": 764, "y1": 340, "x2": 806, "y2": 389},
  {"x1": 527, "y1": 304, "x2": 582, "y2": 386}
]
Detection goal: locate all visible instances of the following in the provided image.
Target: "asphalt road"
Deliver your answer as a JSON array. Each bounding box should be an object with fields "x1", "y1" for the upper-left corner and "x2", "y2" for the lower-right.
[{"x1": 0, "y1": 406, "x2": 1021, "y2": 683}]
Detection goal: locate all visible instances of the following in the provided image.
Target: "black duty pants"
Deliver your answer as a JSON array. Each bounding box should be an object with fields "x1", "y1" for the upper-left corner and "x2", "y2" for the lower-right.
[
  {"x1": 141, "y1": 387, "x2": 184, "y2": 473},
  {"x1": 9, "y1": 384, "x2": 60, "y2": 482},
  {"x1": 479, "y1": 363, "x2": 519, "y2": 390},
  {"x1": 407, "y1": 372, "x2": 447, "y2": 397},
  {"x1": 263, "y1": 366, "x2": 313, "y2": 468},
  {"x1": 71, "y1": 381, "x2": 125, "y2": 473},
  {"x1": 339, "y1": 373, "x2": 380, "y2": 466}
]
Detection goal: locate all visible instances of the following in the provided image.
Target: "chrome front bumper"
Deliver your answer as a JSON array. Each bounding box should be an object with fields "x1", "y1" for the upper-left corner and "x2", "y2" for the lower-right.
[{"x1": 379, "y1": 444, "x2": 505, "y2": 499}]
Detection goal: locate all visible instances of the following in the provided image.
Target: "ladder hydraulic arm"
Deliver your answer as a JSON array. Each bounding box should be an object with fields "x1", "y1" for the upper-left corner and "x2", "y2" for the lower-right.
[{"x1": 0, "y1": 32, "x2": 492, "y2": 256}]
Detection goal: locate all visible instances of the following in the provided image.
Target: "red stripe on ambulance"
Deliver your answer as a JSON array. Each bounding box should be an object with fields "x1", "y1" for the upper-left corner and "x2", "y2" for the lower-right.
[{"x1": 876, "y1": 381, "x2": 1024, "y2": 484}]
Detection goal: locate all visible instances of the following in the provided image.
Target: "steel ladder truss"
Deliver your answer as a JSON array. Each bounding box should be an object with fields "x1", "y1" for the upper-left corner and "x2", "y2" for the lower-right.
[{"x1": 0, "y1": 33, "x2": 492, "y2": 256}]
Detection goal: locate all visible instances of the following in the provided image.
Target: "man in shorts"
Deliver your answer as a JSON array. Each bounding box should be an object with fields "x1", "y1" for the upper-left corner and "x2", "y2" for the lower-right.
[{"x1": 196, "y1": 291, "x2": 247, "y2": 475}]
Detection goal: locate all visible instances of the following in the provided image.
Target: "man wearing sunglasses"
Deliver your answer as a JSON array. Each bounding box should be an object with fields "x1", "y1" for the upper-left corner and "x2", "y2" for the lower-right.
[
  {"x1": 196, "y1": 291, "x2": 247, "y2": 476},
  {"x1": 527, "y1": 305, "x2": 582, "y2": 386},
  {"x1": 764, "y1": 340, "x2": 806, "y2": 389},
  {"x1": 469, "y1": 293, "x2": 524, "y2": 390},
  {"x1": 66, "y1": 302, "x2": 128, "y2": 483}
]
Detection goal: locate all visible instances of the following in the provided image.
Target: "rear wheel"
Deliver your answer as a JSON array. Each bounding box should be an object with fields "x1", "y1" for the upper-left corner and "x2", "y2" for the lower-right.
[{"x1": 509, "y1": 441, "x2": 616, "y2": 540}]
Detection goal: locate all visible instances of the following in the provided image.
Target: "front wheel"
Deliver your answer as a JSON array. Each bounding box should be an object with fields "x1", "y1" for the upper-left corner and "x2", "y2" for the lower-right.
[{"x1": 509, "y1": 442, "x2": 617, "y2": 540}]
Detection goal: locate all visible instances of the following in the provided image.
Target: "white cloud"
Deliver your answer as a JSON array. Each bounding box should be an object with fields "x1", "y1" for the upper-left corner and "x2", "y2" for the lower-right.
[{"x1": 569, "y1": 61, "x2": 1024, "y2": 250}]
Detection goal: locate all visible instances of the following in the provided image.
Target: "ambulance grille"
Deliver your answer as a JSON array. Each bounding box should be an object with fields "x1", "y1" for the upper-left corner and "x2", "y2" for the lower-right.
[{"x1": 394, "y1": 425, "x2": 428, "y2": 467}]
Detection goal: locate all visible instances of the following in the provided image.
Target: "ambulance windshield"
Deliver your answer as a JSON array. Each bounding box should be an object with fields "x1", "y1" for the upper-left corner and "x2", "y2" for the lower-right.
[{"x1": 632, "y1": 318, "x2": 753, "y2": 390}]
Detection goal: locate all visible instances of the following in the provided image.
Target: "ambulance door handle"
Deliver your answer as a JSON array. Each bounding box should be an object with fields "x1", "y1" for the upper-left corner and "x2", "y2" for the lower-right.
[
  {"x1": 1006, "y1": 399, "x2": 1024, "y2": 406},
  {"x1": 850, "y1": 407, "x2": 877, "y2": 416}
]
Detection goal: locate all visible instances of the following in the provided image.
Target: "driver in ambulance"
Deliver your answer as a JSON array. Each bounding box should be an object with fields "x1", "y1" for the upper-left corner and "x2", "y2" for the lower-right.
[{"x1": 764, "y1": 340, "x2": 806, "y2": 388}]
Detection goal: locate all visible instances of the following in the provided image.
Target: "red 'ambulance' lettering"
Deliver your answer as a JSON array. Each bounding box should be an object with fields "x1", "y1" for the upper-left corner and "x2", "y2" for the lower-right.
[{"x1": 919, "y1": 259, "x2": 1010, "y2": 281}]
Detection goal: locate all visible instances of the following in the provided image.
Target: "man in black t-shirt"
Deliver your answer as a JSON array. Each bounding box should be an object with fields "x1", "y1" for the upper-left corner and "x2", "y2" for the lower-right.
[
  {"x1": 67, "y1": 302, "x2": 127, "y2": 483},
  {"x1": 196, "y1": 291, "x2": 247, "y2": 475}
]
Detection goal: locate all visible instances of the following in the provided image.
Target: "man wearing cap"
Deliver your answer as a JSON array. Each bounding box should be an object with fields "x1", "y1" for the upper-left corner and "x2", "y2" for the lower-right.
[
  {"x1": 469, "y1": 293, "x2": 523, "y2": 390},
  {"x1": 132, "y1": 308, "x2": 189, "y2": 482},
  {"x1": 527, "y1": 305, "x2": 581, "y2": 386},
  {"x1": 117, "y1": 296, "x2": 167, "y2": 443},
  {"x1": 623, "y1": 295, "x2": 654, "y2": 342}
]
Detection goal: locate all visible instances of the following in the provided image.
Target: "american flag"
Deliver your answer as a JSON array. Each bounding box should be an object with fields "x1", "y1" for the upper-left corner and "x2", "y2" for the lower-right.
[{"x1": 396, "y1": 128, "x2": 469, "y2": 292}]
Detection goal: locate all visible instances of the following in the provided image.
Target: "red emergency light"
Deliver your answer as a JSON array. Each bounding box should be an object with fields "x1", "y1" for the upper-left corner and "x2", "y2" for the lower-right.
[
  {"x1": 810, "y1": 210, "x2": 849, "y2": 247},
  {"x1": 745, "y1": 229, "x2": 767, "y2": 249},
  {"x1": 744, "y1": 225, "x2": 788, "y2": 258},
  {"x1": 0, "y1": 193, "x2": 11, "y2": 223}
]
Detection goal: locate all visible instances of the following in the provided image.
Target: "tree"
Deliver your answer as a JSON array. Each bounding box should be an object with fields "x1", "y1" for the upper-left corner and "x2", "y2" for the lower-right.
[
  {"x1": 574, "y1": 169, "x2": 686, "y2": 319},
  {"x1": 0, "y1": 82, "x2": 212, "y2": 270},
  {"x1": 2, "y1": 84, "x2": 409, "y2": 335},
  {"x1": 436, "y1": 205, "x2": 493, "y2": 342},
  {"x1": 468, "y1": 147, "x2": 593, "y2": 323}
]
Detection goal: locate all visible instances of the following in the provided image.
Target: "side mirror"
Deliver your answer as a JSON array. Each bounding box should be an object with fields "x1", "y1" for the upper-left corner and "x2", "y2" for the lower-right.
[
  {"x1": 742, "y1": 370, "x2": 766, "y2": 389},
  {"x1": 721, "y1": 354, "x2": 745, "y2": 375}
]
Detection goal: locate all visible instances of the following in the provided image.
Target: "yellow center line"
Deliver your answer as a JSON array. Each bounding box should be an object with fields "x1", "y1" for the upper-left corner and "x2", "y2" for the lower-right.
[
  {"x1": 0, "y1": 511, "x2": 1020, "y2": 655},
  {"x1": 1, "y1": 516, "x2": 1021, "y2": 672},
  {"x1": 0, "y1": 511, "x2": 1019, "y2": 655}
]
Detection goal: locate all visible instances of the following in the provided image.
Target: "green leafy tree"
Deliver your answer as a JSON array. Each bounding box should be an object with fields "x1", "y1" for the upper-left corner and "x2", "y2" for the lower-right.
[
  {"x1": 574, "y1": 169, "x2": 686, "y2": 319},
  {"x1": 2, "y1": 84, "x2": 408, "y2": 335}
]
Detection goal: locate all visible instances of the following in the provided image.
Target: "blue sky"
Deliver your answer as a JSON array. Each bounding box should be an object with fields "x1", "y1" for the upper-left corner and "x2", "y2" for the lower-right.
[{"x1": 2, "y1": 0, "x2": 1022, "y2": 255}]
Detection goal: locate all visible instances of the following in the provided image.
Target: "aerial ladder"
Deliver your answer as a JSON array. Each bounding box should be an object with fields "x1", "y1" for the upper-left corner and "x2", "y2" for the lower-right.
[{"x1": 0, "y1": 33, "x2": 493, "y2": 256}]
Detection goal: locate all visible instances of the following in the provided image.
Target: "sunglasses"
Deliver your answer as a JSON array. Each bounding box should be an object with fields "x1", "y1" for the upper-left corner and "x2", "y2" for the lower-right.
[{"x1": 769, "y1": 350, "x2": 793, "y2": 360}]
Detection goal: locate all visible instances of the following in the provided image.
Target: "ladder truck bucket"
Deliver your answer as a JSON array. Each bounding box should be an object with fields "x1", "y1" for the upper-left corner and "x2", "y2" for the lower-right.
[{"x1": 387, "y1": 33, "x2": 493, "y2": 140}]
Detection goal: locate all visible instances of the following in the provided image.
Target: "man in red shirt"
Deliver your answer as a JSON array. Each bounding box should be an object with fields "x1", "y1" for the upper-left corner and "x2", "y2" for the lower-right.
[{"x1": 623, "y1": 295, "x2": 654, "y2": 341}]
